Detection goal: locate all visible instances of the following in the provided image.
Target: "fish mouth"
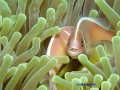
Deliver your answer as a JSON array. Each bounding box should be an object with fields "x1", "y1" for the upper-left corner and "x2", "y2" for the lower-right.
[
  {"x1": 66, "y1": 47, "x2": 83, "y2": 59},
  {"x1": 67, "y1": 51, "x2": 80, "y2": 59}
]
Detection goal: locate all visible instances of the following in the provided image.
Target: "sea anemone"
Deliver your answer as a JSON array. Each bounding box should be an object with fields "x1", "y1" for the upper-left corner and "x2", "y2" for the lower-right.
[{"x1": 0, "y1": 0, "x2": 120, "y2": 90}]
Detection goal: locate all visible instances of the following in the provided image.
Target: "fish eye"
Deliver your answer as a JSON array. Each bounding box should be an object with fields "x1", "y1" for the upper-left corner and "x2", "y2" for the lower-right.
[{"x1": 81, "y1": 40, "x2": 83, "y2": 44}]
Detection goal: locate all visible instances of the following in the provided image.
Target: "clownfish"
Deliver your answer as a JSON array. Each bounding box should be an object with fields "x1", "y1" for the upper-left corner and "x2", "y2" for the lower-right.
[{"x1": 46, "y1": 17, "x2": 116, "y2": 77}]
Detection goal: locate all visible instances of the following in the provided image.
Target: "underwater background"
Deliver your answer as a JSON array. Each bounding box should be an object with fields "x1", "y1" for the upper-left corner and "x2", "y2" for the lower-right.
[{"x1": 0, "y1": 0, "x2": 120, "y2": 90}]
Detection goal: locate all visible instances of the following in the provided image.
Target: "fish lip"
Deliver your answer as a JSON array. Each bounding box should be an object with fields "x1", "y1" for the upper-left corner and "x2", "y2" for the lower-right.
[{"x1": 67, "y1": 51, "x2": 80, "y2": 59}]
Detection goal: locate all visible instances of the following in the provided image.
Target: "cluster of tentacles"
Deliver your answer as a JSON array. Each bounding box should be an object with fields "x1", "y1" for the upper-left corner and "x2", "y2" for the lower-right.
[{"x1": 0, "y1": 0, "x2": 120, "y2": 90}]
